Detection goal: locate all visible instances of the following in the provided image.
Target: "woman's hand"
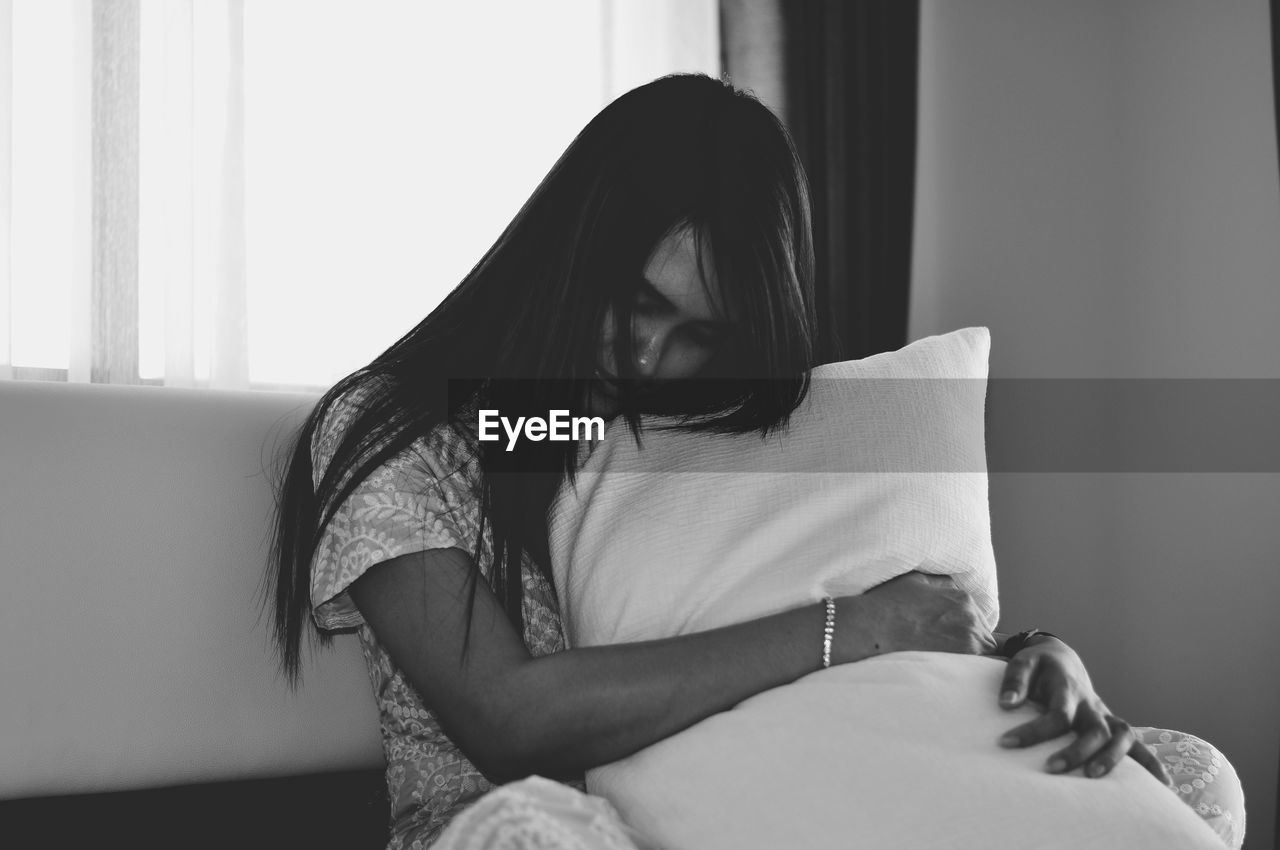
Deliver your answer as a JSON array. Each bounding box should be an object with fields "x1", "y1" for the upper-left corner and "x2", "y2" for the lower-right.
[
  {"x1": 836, "y1": 572, "x2": 997, "y2": 662},
  {"x1": 996, "y1": 636, "x2": 1170, "y2": 785}
]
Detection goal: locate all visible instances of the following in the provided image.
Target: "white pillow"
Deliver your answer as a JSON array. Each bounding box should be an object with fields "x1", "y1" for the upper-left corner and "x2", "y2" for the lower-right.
[
  {"x1": 547, "y1": 328, "x2": 1226, "y2": 850},
  {"x1": 583, "y1": 652, "x2": 1225, "y2": 850},
  {"x1": 551, "y1": 326, "x2": 1000, "y2": 649}
]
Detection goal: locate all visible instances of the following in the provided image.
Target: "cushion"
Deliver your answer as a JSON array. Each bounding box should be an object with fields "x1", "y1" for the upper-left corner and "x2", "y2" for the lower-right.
[{"x1": 551, "y1": 326, "x2": 999, "y2": 648}]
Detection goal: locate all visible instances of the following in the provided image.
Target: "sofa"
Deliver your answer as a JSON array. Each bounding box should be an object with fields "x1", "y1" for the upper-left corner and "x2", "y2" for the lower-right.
[
  {"x1": 0, "y1": 380, "x2": 390, "y2": 847},
  {"x1": 0, "y1": 378, "x2": 1264, "y2": 849}
]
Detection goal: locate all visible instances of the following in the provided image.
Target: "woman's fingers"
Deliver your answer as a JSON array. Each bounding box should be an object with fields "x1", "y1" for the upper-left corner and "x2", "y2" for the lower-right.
[
  {"x1": 1126, "y1": 734, "x2": 1173, "y2": 786},
  {"x1": 1048, "y1": 705, "x2": 1121, "y2": 775},
  {"x1": 998, "y1": 689, "x2": 1074, "y2": 748},
  {"x1": 998, "y1": 652, "x2": 1038, "y2": 708},
  {"x1": 1078, "y1": 716, "x2": 1135, "y2": 777}
]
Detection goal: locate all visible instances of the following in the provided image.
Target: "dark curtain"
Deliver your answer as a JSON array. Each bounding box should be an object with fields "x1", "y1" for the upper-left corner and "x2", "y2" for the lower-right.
[{"x1": 779, "y1": 0, "x2": 920, "y2": 364}]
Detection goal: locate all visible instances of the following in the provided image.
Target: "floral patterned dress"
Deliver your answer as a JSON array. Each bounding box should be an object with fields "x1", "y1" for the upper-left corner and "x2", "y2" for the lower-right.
[{"x1": 308, "y1": 390, "x2": 584, "y2": 849}]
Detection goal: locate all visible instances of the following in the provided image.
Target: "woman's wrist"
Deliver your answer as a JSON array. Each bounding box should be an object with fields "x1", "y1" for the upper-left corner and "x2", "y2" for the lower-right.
[
  {"x1": 830, "y1": 595, "x2": 881, "y2": 664},
  {"x1": 999, "y1": 628, "x2": 1060, "y2": 658}
]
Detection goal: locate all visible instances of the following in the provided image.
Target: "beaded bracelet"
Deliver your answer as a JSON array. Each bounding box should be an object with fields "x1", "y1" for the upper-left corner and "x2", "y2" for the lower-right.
[{"x1": 821, "y1": 597, "x2": 836, "y2": 669}]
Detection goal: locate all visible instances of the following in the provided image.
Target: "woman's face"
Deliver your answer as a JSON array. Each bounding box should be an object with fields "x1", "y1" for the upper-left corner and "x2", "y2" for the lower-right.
[{"x1": 588, "y1": 226, "x2": 733, "y2": 417}]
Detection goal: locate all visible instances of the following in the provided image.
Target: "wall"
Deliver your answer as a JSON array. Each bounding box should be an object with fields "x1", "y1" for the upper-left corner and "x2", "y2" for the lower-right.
[{"x1": 911, "y1": 1, "x2": 1280, "y2": 847}]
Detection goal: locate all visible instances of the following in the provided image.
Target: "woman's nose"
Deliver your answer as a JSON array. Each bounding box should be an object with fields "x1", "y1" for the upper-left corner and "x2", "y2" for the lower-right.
[{"x1": 633, "y1": 328, "x2": 663, "y2": 379}]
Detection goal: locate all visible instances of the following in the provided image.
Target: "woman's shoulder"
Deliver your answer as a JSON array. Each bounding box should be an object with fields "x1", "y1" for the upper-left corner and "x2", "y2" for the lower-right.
[
  {"x1": 310, "y1": 380, "x2": 479, "y2": 494},
  {"x1": 307, "y1": 383, "x2": 485, "y2": 631}
]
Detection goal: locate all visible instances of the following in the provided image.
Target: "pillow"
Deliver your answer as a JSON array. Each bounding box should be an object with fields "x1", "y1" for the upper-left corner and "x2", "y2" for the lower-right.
[
  {"x1": 581, "y1": 652, "x2": 1225, "y2": 850},
  {"x1": 550, "y1": 326, "x2": 999, "y2": 649},
  {"x1": 546, "y1": 327, "x2": 1226, "y2": 850}
]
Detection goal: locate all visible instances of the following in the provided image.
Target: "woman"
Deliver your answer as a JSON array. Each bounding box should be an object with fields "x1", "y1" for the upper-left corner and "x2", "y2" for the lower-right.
[{"x1": 266, "y1": 74, "x2": 1219, "y2": 849}]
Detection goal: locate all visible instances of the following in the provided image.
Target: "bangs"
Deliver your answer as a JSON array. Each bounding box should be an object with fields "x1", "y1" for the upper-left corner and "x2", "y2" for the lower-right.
[{"x1": 607, "y1": 211, "x2": 814, "y2": 439}]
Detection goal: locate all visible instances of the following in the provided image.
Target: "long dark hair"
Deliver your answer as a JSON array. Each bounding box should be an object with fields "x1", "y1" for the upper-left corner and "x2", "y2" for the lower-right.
[{"x1": 266, "y1": 73, "x2": 818, "y2": 685}]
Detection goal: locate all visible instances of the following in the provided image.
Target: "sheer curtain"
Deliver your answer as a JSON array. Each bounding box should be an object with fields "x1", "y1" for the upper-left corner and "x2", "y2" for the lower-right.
[{"x1": 0, "y1": 0, "x2": 719, "y2": 391}]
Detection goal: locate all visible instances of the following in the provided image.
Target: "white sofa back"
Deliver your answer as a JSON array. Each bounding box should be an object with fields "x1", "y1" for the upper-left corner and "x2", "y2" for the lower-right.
[{"x1": 0, "y1": 381, "x2": 382, "y2": 800}]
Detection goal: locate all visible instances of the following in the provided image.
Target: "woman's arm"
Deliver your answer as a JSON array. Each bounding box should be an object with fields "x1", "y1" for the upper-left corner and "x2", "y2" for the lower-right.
[{"x1": 349, "y1": 549, "x2": 992, "y2": 783}]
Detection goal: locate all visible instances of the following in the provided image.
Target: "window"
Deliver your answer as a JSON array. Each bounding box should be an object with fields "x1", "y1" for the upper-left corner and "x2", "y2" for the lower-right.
[{"x1": 0, "y1": 0, "x2": 720, "y2": 389}]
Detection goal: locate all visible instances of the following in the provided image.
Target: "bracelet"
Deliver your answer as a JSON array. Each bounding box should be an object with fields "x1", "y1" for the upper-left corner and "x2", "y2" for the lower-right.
[
  {"x1": 821, "y1": 597, "x2": 836, "y2": 669},
  {"x1": 999, "y1": 628, "x2": 1059, "y2": 658}
]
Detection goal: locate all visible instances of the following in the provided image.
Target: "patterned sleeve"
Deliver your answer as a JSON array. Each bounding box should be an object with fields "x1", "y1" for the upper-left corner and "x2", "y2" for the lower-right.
[{"x1": 308, "y1": 389, "x2": 478, "y2": 631}]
